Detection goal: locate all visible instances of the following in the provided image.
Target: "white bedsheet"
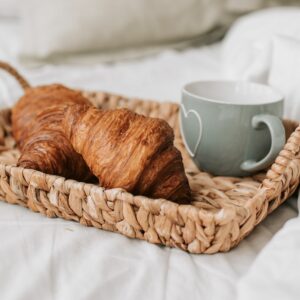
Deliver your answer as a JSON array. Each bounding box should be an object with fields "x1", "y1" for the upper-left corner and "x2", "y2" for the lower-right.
[
  {"x1": 0, "y1": 18, "x2": 298, "y2": 300},
  {"x1": 222, "y1": 9, "x2": 300, "y2": 299}
]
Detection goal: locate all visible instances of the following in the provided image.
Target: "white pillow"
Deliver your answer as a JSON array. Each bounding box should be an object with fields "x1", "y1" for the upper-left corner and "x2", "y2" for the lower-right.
[
  {"x1": 20, "y1": 0, "x2": 224, "y2": 62},
  {"x1": 0, "y1": 0, "x2": 19, "y2": 17},
  {"x1": 268, "y1": 35, "x2": 300, "y2": 119},
  {"x1": 222, "y1": 7, "x2": 300, "y2": 82}
]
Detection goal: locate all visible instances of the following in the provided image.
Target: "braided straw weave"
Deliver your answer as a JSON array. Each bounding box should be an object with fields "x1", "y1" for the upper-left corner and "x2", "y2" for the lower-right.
[{"x1": 0, "y1": 91, "x2": 299, "y2": 254}]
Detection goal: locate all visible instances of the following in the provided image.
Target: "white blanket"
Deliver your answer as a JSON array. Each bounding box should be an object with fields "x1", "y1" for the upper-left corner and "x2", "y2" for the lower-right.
[
  {"x1": 222, "y1": 8, "x2": 300, "y2": 300},
  {"x1": 237, "y1": 196, "x2": 300, "y2": 300},
  {"x1": 0, "y1": 17, "x2": 299, "y2": 300}
]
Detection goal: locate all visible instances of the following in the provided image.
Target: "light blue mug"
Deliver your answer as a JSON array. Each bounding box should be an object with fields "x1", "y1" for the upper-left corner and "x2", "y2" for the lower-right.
[{"x1": 180, "y1": 81, "x2": 285, "y2": 176}]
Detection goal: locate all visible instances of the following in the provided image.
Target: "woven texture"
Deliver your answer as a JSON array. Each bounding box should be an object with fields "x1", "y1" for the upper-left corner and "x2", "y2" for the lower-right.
[{"x1": 0, "y1": 91, "x2": 299, "y2": 254}]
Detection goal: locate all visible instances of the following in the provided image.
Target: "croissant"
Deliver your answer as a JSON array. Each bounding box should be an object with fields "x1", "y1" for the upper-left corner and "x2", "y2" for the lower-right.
[
  {"x1": 12, "y1": 84, "x2": 94, "y2": 181},
  {"x1": 63, "y1": 104, "x2": 191, "y2": 203}
]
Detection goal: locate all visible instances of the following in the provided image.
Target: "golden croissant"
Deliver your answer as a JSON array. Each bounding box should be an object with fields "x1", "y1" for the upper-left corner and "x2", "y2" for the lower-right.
[
  {"x1": 63, "y1": 105, "x2": 191, "y2": 203},
  {"x1": 0, "y1": 61, "x2": 191, "y2": 203}
]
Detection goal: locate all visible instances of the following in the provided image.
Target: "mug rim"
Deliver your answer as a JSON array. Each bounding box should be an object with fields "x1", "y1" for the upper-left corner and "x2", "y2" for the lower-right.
[{"x1": 182, "y1": 80, "x2": 283, "y2": 106}]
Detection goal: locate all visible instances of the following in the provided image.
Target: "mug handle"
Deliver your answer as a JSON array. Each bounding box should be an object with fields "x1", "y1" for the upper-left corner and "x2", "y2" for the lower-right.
[{"x1": 240, "y1": 114, "x2": 285, "y2": 173}]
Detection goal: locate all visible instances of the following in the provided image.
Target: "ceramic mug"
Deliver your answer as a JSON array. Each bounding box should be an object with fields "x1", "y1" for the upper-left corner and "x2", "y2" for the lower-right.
[{"x1": 180, "y1": 81, "x2": 285, "y2": 176}]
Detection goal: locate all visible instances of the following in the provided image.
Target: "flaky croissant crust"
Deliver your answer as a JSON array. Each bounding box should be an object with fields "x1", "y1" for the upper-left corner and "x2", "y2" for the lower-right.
[
  {"x1": 12, "y1": 84, "x2": 94, "y2": 181},
  {"x1": 63, "y1": 104, "x2": 191, "y2": 203}
]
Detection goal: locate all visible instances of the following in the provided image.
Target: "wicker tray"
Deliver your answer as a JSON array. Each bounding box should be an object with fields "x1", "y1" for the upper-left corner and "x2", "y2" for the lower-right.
[{"x1": 0, "y1": 90, "x2": 299, "y2": 254}]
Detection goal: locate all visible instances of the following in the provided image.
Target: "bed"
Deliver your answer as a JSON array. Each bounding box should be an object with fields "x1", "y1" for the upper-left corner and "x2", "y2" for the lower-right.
[{"x1": 0, "y1": 16, "x2": 299, "y2": 300}]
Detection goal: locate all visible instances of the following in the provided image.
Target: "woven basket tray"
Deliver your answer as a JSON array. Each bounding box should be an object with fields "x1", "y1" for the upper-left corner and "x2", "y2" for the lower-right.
[{"x1": 0, "y1": 90, "x2": 299, "y2": 254}]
